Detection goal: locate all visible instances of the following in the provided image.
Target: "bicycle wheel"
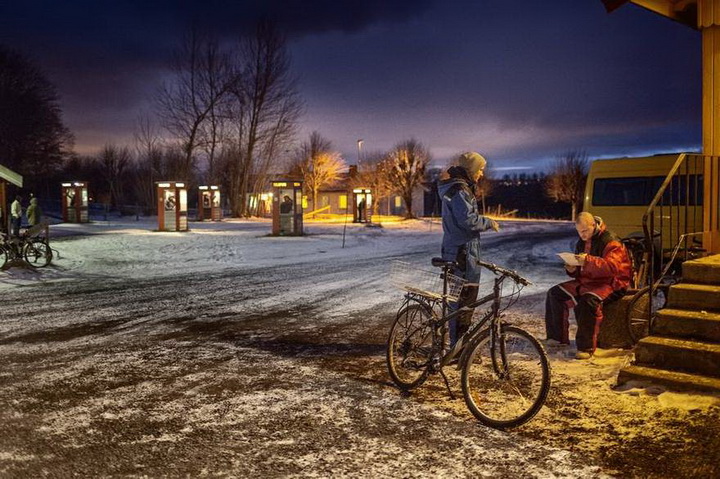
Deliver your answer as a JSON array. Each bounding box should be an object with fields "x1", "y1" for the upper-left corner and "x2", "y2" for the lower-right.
[
  {"x1": 625, "y1": 286, "x2": 667, "y2": 344},
  {"x1": 23, "y1": 238, "x2": 52, "y2": 268},
  {"x1": 386, "y1": 303, "x2": 437, "y2": 390},
  {"x1": 0, "y1": 246, "x2": 8, "y2": 269},
  {"x1": 461, "y1": 325, "x2": 550, "y2": 429}
]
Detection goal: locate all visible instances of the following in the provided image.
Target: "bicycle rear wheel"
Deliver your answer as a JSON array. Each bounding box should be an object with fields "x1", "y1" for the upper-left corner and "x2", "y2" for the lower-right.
[
  {"x1": 461, "y1": 325, "x2": 550, "y2": 429},
  {"x1": 625, "y1": 286, "x2": 666, "y2": 344},
  {"x1": 386, "y1": 303, "x2": 436, "y2": 390},
  {"x1": 23, "y1": 238, "x2": 52, "y2": 268}
]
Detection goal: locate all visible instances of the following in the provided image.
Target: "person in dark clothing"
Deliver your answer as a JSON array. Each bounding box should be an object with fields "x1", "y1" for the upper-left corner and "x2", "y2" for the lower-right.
[
  {"x1": 357, "y1": 198, "x2": 366, "y2": 222},
  {"x1": 437, "y1": 152, "x2": 500, "y2": 346},
  {"x1": 280, "y1": 195, "x2": 293, "y2": 214},
  {"x1": 545, "y1": 212, "x2": 631, "y2": 359}
]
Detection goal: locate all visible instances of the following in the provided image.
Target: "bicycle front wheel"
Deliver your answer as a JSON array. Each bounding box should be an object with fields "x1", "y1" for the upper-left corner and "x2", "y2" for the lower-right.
[
  {"x1": 23, "y1": 239, "x2": 52, "y2": 268},
  {"x1": 625, "y1": 286, "x2": 666, "y2": 344},
  {"x1": 461, "y1": 325, "x2": 550, "y2": 429},
  {"x1": 386, "y1": 303, "x2": 437, "y2": 391}
]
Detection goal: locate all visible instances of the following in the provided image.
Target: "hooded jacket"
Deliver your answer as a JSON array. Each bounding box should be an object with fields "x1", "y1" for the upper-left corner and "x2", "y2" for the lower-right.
[
  {"x1": 560, "y1": 216, "x2": 631, "y2": 300},
  {"x1": 438, "y1": 166, "x2": 494, "y2": 257}
]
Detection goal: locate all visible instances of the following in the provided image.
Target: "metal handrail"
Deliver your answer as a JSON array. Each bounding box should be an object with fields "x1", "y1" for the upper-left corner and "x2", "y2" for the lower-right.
[{"x1": 641, "y1": 153, "x2": 708, "y2": 334}]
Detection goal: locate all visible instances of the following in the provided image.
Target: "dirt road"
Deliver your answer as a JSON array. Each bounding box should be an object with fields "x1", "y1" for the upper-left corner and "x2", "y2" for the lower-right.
[{"x1": 0, "y1": 222, "x2": 717, "y2": 477}]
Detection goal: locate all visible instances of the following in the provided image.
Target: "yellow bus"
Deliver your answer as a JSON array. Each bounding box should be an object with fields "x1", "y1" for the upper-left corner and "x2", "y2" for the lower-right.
[{"x1": 583, "y1": 154, "x2": 703, "y2": 245}]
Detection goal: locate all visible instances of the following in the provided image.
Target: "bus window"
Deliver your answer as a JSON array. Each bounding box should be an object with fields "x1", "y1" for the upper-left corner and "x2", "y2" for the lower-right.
[
  {"x1": 593, "y1": 175, "x2": 703, "y2": 207},
  {"x1": 592, "y1": 177, "x2": 651, "y2": 206}
]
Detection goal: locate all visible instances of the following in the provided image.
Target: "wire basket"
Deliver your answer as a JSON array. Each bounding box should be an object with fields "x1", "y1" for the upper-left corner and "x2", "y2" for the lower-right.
[{"x1": 390, "y1": 261, "x2": 466, "y2": 302}]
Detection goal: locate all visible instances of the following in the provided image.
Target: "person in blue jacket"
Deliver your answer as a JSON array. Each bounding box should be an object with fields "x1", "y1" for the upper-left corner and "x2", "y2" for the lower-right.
[{"x1": 438, "y1": 152, "x2": 499, "y2": 346}]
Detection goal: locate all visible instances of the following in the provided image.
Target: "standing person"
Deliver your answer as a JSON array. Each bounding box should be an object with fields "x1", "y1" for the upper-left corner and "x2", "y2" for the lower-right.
[
  {"x1": 279, "y1": 195, "x2": 294, "y2": 234},
  {"x1": 357, "y1": 198, "x2": 366, "y2": 222},
  {"x1": 26, "y1": 197, "x2": 43, "y2": 226},
  {"x1": 10, "y1": 195, "x2": 22, "y2": 237},
  {"x1": 545, "y1": 212, "x2": 631, "y2": 359},
  {"x1": 438, "y1": 152, "x2": 500, "y2": 346}
]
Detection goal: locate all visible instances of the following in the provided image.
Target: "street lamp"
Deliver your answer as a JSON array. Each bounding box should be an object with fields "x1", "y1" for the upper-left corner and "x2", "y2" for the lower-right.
[{"x1": 357, "y1": 139, "x2": 363, "y2": 165}]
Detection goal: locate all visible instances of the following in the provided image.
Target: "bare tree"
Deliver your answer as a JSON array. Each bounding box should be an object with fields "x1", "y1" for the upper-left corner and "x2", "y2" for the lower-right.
[
  {"x1": 293, "y1": 131, "x2": 346, "y2": 211},
  {"x1": 157, "y1": 31, "x2": 231, "y2": 181},
  {"x1": 545, "y1": 150, "x2": 589, "y2": 220},
  {"x1": 476, "y1": 169, "x2": 494, "y2": 215},
  {"x1": 96, "y1": 144, "x2": 131, "y2": 209},
  {"x1": 226, "y1": 21, "x2": 303, "y2": 216},
  {"x1": 132, "y1": 115, "x2": 166, "y2": 211},
  {"x1": 352, "y1": 151, "x2": 394, "y2": 216},
  {"x1": 388, "y1": 139, "x2": 431, "y2": 219}
]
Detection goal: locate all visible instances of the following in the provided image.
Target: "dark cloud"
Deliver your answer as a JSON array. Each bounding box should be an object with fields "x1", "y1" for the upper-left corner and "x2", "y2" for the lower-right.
[{"x1": 0, "y1": 0, "x2": 702, "y2": 166}]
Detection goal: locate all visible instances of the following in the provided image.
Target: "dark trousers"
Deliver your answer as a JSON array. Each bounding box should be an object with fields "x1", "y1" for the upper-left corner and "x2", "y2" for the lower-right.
[
  {"x1": 545, "y1": 285, "x2": 603, "y2": 352},
  {"x1": 451, "y1": 282, "x2": 479, "y2": 344},
  {"x1": 11, "y1": 216, "x2": 21, "y2": 237}
]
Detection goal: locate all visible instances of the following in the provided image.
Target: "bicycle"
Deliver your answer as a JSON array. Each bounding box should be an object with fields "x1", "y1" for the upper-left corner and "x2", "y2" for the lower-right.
[
  {"x1": 0, "y1": 225, "x2": 53, "y2": 269},
  {"x1": 622, "y1": 232, "x2": 704, "y2": 344},
  {"x1": 386, "y1": 258, "x2": 551, "y2": 429}
]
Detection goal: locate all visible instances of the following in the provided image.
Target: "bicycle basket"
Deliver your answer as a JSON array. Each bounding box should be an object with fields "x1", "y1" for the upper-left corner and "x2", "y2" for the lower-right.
[{"x1": 389, "y1": 261, "x2": 466, "y2": 302}]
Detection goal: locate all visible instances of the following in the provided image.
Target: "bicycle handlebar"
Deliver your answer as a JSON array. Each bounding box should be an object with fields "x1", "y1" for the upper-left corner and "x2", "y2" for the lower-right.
[{"x1": 476, "y1": 260, "x2": 532, "y2": 286}]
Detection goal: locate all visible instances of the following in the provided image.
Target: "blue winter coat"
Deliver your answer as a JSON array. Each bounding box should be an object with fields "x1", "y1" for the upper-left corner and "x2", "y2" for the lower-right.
[{"x1": 438, "y1": 167, "x2": 494, "y2": 282}]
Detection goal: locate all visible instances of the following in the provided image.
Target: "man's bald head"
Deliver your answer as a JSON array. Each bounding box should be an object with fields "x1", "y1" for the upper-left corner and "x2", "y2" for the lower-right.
[{"x1": 575, "y1": 212, "x2": 596, "y2": 241}]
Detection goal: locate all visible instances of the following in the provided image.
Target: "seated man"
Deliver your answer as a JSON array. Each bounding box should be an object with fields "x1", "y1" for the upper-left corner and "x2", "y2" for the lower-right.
[{"x1": 545, "y1": 212, "x2": 631, "y2": 359}]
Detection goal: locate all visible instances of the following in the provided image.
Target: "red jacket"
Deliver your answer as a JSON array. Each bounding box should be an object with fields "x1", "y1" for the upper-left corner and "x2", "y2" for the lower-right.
[{"x1": 560, "y1": 222, "x2": 631, "y2": 301}]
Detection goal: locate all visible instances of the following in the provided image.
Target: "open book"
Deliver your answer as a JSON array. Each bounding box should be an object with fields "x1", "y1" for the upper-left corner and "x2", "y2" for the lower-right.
[{"x1": 557, "y1": 252, "x2": 581, "y2": 267}]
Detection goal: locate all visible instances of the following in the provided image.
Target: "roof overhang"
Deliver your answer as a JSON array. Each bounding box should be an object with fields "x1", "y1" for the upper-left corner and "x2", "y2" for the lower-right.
[
  {"x1": 602, "y1": 0, "x2": 698, "y2": 29},
  {"x1": 0, "y1": 164, "x2": 23, "y2": 188}
]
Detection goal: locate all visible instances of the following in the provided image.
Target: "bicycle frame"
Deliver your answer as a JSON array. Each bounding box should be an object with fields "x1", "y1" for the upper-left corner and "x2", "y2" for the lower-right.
[{"x1": 401, "y1": 271, "x2": 508, "y2": 370}]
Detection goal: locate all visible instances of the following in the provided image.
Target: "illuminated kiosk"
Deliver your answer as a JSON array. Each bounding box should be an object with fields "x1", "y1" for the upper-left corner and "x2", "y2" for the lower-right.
[
  {"x1": 0, "y1": 165, "x2": 23, "y2": 233},
  {"x1": 352, "y1": 188, "x2": 372, "y2": 223},
  {"x1": 198, "y1": 185, "x2": 222, "y2": 221},
  {"x1": 61, "y1": 181, "x2": 89, "y2": 223},
  {"x1": 156, "y1": 181, "x2": 188, "y2": 232},
  {"x1": 271, "y1": 180, "x2": 303, "y2": 236}
]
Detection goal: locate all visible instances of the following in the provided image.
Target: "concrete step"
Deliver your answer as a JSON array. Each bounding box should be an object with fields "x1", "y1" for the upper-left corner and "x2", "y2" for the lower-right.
[
  {"x1": 655, "y1": 308, "x2": 720, "y2": 343},
  {"x1": 618, "y1": 365, "x2": 720, "y2": 394},
  {"x1": 683, "y1": 254, "x2": 720, "y2": 285},
  {"x1": 634, "y1": 335, "x2": 720, "y2": 378},
  {"x1": 667, "y1": 283, "x2": 720, "y2": 311}
]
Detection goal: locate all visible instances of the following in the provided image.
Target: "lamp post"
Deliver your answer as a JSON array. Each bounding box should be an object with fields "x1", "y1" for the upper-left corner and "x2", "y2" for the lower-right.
[{"x1": 357, "y1": 139, "x2": 363, "y2": 165}]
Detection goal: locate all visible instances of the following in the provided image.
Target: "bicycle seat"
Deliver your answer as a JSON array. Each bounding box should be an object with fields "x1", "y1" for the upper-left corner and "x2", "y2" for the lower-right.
[{"x1": 431, "y1": 257, "x2": 457, "y2": 269}]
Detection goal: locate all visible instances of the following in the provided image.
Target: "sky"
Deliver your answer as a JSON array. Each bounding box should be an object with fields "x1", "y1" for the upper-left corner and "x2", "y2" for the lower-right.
[{"x1": 0, "y1": 0, "x2": 703, "y2": 171}]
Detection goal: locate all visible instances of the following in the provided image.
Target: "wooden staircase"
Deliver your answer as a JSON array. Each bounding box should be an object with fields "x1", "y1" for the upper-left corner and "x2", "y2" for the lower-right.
[{"x1": 618, "y1": 255, "x2": 720, "y2": 393}]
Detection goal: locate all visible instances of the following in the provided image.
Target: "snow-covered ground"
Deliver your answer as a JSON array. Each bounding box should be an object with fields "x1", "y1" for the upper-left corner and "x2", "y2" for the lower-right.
[{"x1": 0, "y1": 218, "x2": 718, "y2": 477}]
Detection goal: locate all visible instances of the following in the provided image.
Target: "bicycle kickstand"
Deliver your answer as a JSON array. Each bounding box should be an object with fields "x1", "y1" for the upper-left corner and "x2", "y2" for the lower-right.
[{"x1": 439, "y1": 369, "x2": 456, "y2": 400}]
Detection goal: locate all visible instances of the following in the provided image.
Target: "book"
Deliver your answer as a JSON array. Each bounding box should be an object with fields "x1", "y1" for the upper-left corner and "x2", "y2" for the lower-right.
[{"x1": 557, "y1": 252, "x2": 581, "y2": 267}]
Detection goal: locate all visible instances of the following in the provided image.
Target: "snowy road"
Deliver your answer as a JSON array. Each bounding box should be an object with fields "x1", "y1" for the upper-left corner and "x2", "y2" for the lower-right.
[{"x1": 1, "y1": 219, "x2": 718, "y2": 477}]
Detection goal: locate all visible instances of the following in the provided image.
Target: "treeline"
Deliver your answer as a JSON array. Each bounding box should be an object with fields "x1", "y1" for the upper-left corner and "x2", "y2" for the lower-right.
[{"x1": 1, "y1": 25, "x2": 589, "y2": 220}]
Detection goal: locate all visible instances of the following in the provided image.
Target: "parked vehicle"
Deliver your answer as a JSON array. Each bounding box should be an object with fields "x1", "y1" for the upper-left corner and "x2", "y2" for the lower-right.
[{"x1": 583, "y1": 153, "x2": 703, "y2": 247}]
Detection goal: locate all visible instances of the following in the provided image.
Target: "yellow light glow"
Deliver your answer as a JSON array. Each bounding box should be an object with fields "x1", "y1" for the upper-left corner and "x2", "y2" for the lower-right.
[{"x1": 273, "y1": 182, "x2": 288, "y2": 187}]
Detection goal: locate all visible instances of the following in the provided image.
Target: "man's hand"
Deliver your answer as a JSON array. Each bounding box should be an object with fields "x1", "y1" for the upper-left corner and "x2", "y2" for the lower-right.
[
  {"x1": 565, "y1": 265, "x2": 577, "y2": 274},
  {"x1": 575, "y1": 253, "x2": 587, "y2": 267},
  {"x1": 490, "y1": 219, "x2": 500, "y2": 232}
]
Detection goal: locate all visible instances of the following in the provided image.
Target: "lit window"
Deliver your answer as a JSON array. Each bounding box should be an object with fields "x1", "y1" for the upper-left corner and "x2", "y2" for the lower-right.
[{"x1": 339, "y1": 195, "x2": 347, "y2": 209}]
